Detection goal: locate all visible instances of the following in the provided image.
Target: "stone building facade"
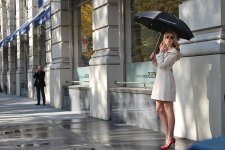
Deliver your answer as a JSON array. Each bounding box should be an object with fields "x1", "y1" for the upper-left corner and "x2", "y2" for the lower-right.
[{"x1": 0, "y1": 0, "x2": 224, "y2": 141}]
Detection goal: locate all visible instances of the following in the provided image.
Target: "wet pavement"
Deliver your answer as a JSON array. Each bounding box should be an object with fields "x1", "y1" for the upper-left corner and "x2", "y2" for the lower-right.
[{"x1": 0, "y1": 93, "x2": 195, "y2": 150}]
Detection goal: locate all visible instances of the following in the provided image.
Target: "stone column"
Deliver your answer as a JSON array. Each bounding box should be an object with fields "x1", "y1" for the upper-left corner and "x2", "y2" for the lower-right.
[
  {"x1": 174, "y1": 0, "x2": 225, "y2": 140},
  {"x1": 0, "y1": 6, "x2": 2, "y2": 91},
  {"x1": 89, "y1": 0, "x2": 123, "y2": 120},
  {"x1": 37, "y1": 25, "x2": 46, "y2": 69},
  {"x1": 50, "y1": 0, "x2": 72, "y2": 108},
  {"x1": 0, "y1": 1, "x2": 8, "y2": 93},
  {"x1": 44, "y1": 2, "x2": 51, "y2": 104},
  {"x1": 27, "y1": 0, "x2": 39, "y2": 99},
  {"x1": 0, "y1": 46, "x2": 3, "y2": 92},
  {"x1": 7, "y1": 43, "x2": 16, "y2": 94},
  {"x1": 7, "y1": 0, "x2": 16, "y2": 94},
  {"x1": 16, "y1": 0, "x2": 27, "y2": 96},
  {"x1": 0, "y1": 46, "x2": 8, "y2": 93}
]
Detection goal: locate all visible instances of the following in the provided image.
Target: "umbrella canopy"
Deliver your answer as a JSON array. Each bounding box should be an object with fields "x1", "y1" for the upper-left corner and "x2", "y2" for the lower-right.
[{"x1": 134, "y1": 11, "x2": 194, "y2": 40}]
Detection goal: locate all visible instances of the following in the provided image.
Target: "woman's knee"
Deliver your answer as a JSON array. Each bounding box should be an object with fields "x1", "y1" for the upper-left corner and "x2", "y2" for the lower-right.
[
  {"x1": 156, "y1": 107, "x2": 165, "y2": 114},
  {"x1": 163, "y1": 102, "x2": 174, "y2": 113},
  {"x1": 156, "y1": 101, "x2": 165, "y2": 114}
]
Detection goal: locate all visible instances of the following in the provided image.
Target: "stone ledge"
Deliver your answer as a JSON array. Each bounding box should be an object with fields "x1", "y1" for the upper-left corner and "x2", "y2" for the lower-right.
[
  {"x1": 68, "y1": 85, "x2": 90, "y2": 90},
  {"x1": 109, "y1": 87, "x2": 152, "y2": 95}
]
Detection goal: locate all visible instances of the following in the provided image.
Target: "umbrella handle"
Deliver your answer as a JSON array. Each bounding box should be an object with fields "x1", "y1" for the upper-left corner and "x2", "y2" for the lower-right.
[
  {"x1": 153, "y1": 32, "x2": 162, "y2": 53},
  {"x1": 150, "y1": 33, "x2": 162, "y2": 62}
]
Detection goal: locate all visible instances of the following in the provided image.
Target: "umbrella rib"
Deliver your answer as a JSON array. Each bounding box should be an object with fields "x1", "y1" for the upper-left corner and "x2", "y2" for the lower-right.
[{"x1": 158, "y1": 18, "x2": 176, "y2": 25}]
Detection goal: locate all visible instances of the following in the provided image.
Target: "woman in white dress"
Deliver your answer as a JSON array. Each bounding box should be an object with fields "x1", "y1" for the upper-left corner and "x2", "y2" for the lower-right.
[{"x1": 150, "y1": 31, "x2": 180, "y2": 150}]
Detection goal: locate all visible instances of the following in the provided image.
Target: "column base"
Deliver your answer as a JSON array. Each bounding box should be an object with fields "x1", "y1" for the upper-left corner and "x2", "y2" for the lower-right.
[{"x1": 90, "y1": 65, "x2": 122, "y2": 120}]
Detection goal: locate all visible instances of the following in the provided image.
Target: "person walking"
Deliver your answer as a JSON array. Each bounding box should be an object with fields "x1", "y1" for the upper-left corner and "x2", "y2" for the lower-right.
[
  {"x1": 150, "y1": 31, "x2": 180, "y2": 150},
  {"x1": 33, "y1": 66, "x2": 46, "y2": 105}
]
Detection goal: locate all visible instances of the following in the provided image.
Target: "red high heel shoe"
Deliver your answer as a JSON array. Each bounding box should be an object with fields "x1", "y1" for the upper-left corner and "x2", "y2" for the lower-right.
[{"x1": 160, "y1": 138, "x2": 176, "y2": 150}]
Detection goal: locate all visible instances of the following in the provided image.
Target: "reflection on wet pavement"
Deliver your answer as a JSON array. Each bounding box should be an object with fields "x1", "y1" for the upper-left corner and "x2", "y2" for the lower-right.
[
  {"x1": 0, "y1": 94, "x2": 195, "y2": 150},
  {"x1": 0, "y1": 117, "x2": 195, "y2": 150}
]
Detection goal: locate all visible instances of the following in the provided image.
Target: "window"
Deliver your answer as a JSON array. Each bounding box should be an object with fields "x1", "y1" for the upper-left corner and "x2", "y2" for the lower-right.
[
  {"x1": 78, "y1": 0, "x2": 93, "y2": 66},
  {"x1": 72, "y1": 0, "x2": 93, "y2": 83},
  {"x1": 130, "y1": 0, "x2": 179, "y2": 63},
  {"x1": 124, "y1": 0, "x2": 180, "y2": 87}
]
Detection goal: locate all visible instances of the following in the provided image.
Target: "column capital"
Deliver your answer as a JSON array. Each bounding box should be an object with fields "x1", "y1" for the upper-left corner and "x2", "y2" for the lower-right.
[
  {"x1": 89, "y1": 49, "x2": 120, "y2": 65},
  {"x1": 180, "y1": 0, "x2": 224, "y2": 31},
  {"x1": 90, "y1": 1, "x2": 120, "y2": 66},
  {"x1": 179, "y1": 0, "x2": 225, "y2": 56}
]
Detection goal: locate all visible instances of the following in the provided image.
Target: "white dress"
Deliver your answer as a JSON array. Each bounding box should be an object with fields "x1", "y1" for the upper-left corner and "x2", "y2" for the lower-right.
[{"x1": 151, "y1": 48, "x2": 179, "y2": 102}]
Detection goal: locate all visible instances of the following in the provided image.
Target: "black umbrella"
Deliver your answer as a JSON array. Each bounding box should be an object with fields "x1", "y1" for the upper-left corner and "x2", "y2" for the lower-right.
[
  {"x1": 134, "y1": 11, "x2": 194, "y2": 40},
  {"x1": 134, "y1": 11, "x2": 194, "y2": 55}
]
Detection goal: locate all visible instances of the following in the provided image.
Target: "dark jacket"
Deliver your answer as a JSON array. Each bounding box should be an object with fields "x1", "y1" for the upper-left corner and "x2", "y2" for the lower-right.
[{"x1": 33, "y1": 70, "x2": 46, "y2": 87}]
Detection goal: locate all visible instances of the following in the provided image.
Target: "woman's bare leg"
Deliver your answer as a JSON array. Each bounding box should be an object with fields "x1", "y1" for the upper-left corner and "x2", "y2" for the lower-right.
[
  {"x1": 156, "y1": 101, "x2": 168, "y2": 140},
  {"x1": 163, "y1": 102, "x2": 175, "y2": 141}
]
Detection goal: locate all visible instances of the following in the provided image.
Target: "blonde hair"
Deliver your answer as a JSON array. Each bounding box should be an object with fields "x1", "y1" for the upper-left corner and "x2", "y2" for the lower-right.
[{"x1": 163, "y1": 31, "x2": 181, "y2": 60}]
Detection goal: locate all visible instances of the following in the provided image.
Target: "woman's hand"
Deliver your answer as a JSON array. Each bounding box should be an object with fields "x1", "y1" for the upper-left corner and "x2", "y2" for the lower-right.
[
  {"x1": 150, "y1": 51, "x2": 156, "y2": 63},
  {"x1": 159, "y1": 43, "x2": 167, "y2": 53}
]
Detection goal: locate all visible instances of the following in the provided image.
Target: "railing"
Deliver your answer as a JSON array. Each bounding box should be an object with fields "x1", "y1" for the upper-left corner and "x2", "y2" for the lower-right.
[
  {"x1": 66, "y1": 80, "x2": 152, "y2": 88},
  {"x1": 114, "y1": 81, "x2": 153, "y2": 88},
  {"x1": 65, "y1": 80, "x2": 90, "y2": 86},
  {"x1": 72, "y1": 81, "x2": 89, "y2": 84}
]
